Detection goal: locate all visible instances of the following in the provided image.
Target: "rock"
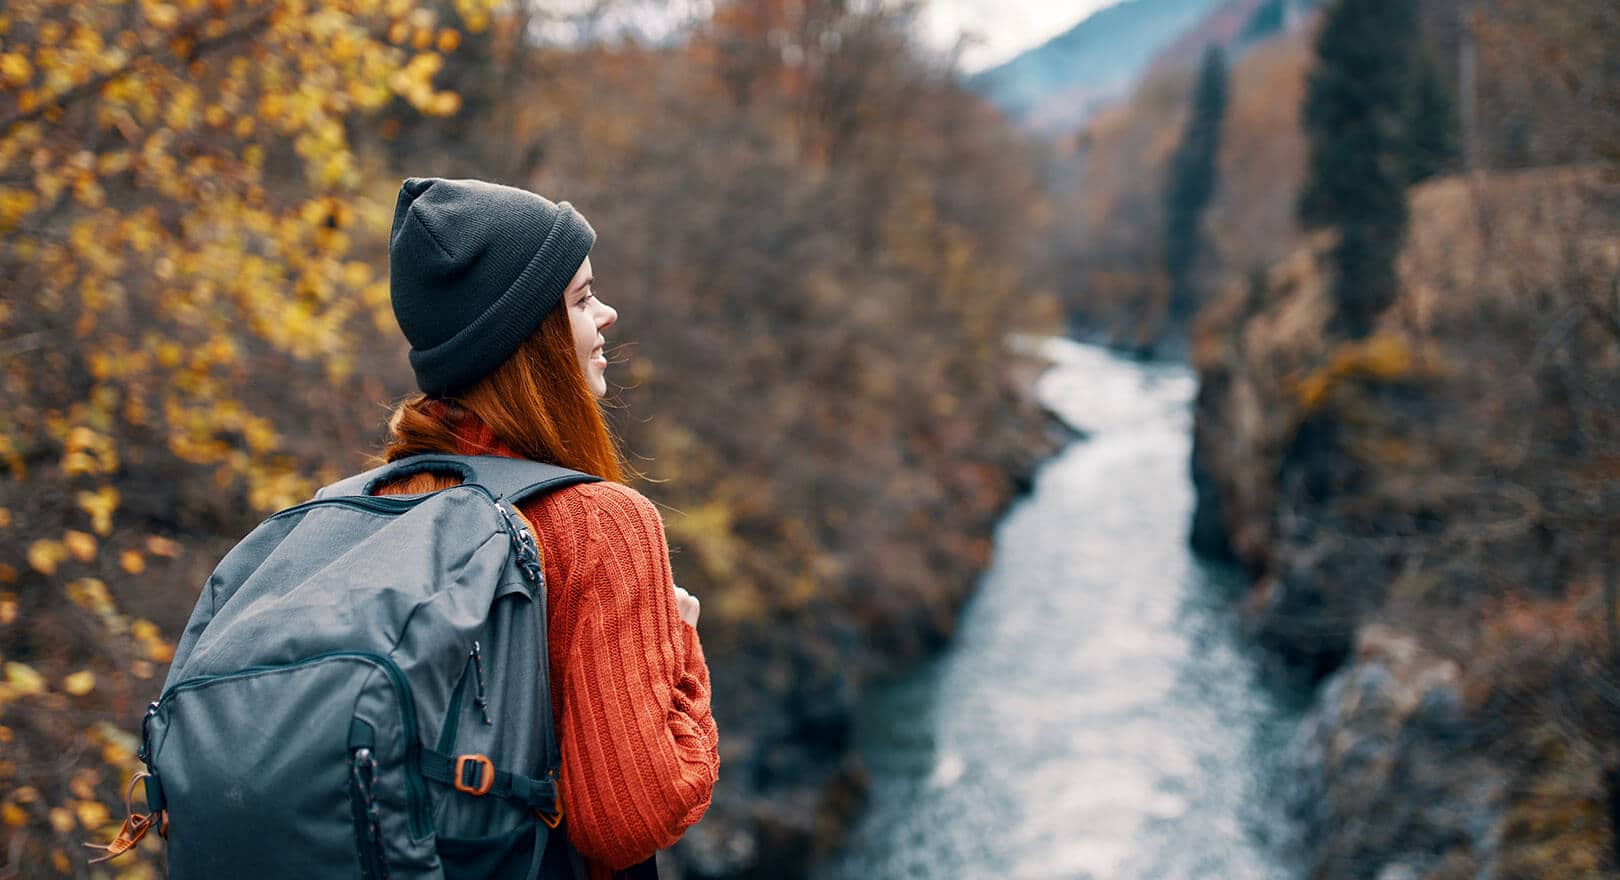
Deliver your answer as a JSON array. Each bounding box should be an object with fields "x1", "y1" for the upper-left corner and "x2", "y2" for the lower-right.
[{"x1": 1291, "y1": 626, "x2": 1504, "y2": 880}]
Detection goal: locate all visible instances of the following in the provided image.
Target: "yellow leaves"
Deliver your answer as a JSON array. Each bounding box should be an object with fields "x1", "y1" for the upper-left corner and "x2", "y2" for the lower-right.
[
  {"x1": 97, "y1": 150, "x2": 133, "y2": 176},
  {"x1": 665, "y1": 500, "x2": 741, "y2": 583},
  {"x1": 0, "y1": 52, "x2": 31, "y2": 86},
  {"x1": 78, "y1": 487, "x2": 121, "y2": 536},
  {"x1": 242, "y1": 417, "x2": 278, "y2": 455},
  {"x1": 0, "y1": 434, "x2": 23, "y2": 479},
  {"x1": 143, "y1": 3, "x2": 180, "y2": 30},
  {"x1": 0, "y1": 186, "x2": 39, "y2": 231},
  {"x1": 390, "y1": 51, "x2": 448, "y2": 112},
  {"x1": 247, "y1": 467, "x2": 315, "y2": 513},
  {"x1": 72, "y1": 172, "x2": 106, "y2": 208},
  {"x1": 91, "y1": 723, "x2": 139, "y2": 767},
  {"x1": 5, "y1": 662, "x2": 46, "y2": 697},
  {"x1": 28, "y1": 540, "x2": 68, "y2": 575},
  {"x1": 66, "y1": 578, "x2": 115, "y2": 617},
  {"x1": 120, "y1": 551, "x2": 146, "y2": 575},
  {"x1": 48, "y1": 806, "x2": 74, "y2": 834},
  {"x1": 62, "y1": 426, "x2": 118, "y2": 476},
  {"x1": 62, "y1": 670, "x2": 96, "y2": 697},
  {"x1": 66, "y1": 769, "x2": 101, "y2": 803},
  {"x1": 75, "y1": 799, "x2": 110, "y2": 831},
  {"x1": 63, "y1": 530, "x2": 98, "y2": 563},
  {"x1": 1295, "y1": 333, "x2": 1417, "y2": 412},
  {"x1": 427, "y1": 91, "x2": 461, "y2": 117},
  {"x1": 0, "y1": 8, "x2": 523, "y2": 863},
  {"x1": 155, "y1": 341, "x2": 183, "y2": 368},
  {"x1": 459, "y1": 5, "x2": 492, "y2": 35},
  {"x1": 131, "y1": 619, "x2": 173, "y2": 662},
  {"x1": 162, "y1": 80, "x2": 201, "y2": 132},
  {"x1": 342, "y1": 260, "x2": 372, "y2": 288}
]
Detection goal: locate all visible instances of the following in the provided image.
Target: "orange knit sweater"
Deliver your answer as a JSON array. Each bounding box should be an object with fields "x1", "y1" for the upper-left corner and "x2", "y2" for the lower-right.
[{"x1": 376, "y1": 420, "x2": 720, "y2": 876}]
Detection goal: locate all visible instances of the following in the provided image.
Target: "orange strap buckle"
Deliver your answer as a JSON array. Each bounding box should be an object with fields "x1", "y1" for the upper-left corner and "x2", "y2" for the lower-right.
[
  {"x1": 536, "y1": 772, "x2": 564, "y2": 829},
  {"x1": 453, "y1": 753, "x2": 495, "y2": 796}
]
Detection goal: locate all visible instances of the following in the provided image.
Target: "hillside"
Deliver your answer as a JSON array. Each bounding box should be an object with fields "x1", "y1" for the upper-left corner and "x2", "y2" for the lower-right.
[
  {"x1": 969, "y1": 0, "x2": 1224, "y2": 134},
  {"x1": 1191, "y1": 165, "x2": 1620, "y2": 877},
  {"x1": 1046, "y1": 27, "x2": 1313, "y2": 350}
]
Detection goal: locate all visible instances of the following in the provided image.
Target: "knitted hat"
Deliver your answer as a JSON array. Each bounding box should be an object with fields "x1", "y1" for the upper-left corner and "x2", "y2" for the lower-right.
[{"x1": 389, "y1": 177, "x2": 596, "y2": 395}]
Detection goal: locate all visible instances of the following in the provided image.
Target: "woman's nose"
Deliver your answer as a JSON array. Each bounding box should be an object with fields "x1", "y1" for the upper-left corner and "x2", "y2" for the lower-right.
[{"x1": 597, "y1": 300, "x2": 617, "y2": 330}]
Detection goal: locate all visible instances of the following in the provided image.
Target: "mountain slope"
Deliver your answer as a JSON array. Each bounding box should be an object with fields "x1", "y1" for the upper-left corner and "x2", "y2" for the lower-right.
[{"x1": 969, "y1": 0, "x2": 1225, "y2": 133}]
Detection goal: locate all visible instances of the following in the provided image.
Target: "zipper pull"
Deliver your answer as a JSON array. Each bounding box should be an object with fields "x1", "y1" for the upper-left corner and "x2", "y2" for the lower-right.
[
  {"x1": 470, "y1": 641, "x2": 492, "y2": 726},
  {"x1": 498, "y1": 502, "x2": 544, "y2": 586}
]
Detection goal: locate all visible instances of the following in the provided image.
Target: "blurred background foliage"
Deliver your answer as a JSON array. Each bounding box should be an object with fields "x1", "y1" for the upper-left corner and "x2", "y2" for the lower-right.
[{"x1": 0, "y1": 0, "x2": 1059, "y2": 875}]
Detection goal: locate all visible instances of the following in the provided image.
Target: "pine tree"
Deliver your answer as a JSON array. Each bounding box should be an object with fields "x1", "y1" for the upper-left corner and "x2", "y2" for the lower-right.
[
  {"x1": 1164, "y1": 45, "x2": 1229, "y2": 324},
  {"x1": 1298, "y1": 0, "x2": 1419, "y2": 338},
  {"x1": 1405, "y1": 48, "x2": 1461, "y2": 184}
]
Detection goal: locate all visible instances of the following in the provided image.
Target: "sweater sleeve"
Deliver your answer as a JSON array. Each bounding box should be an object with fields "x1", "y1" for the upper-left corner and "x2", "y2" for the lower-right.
[{"x1": 550, "y1": 483, "x2": 720, "y2": 869}]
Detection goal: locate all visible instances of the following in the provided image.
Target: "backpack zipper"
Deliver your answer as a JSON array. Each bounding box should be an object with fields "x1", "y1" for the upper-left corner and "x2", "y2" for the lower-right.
[
  {"x1": 150, "y1": 651, "x2": 431, "y2": 839},
  {"x1": 469, "y1": 640, "x2": 492, "y2": 726},
  {"x1": 270, "y1": 483, "x2": 515, "y2": 522},
  {"x1": 349, "y1": 746, "x2": 391, "y2": 880},
  {"x1": 435, "y1": 642, "x2": 490, "y2": 759},
  {"x1": 267, "y1": 494, "x2": 427, "y2": 521}
]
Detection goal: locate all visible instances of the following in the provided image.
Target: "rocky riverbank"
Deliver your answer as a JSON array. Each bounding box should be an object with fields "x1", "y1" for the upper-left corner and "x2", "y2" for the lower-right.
[
  {"x1": 668, "y1": 356, "x2": 1066, "y2": 880},
  {"x1": 1191, "y1": 167, "x2": 1620, "y2": 878}
]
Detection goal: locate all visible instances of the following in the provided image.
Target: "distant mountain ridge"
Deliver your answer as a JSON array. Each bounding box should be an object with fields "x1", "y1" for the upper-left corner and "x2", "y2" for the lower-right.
[{"x1": 968, "y1": 0, "x2": 1227, "y2": 134}]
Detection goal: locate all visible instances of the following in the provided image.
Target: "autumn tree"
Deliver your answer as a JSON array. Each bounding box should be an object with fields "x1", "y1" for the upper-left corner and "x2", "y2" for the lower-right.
[{"x1": 0, "y1": 1, "x2": 488, "y2": 874}]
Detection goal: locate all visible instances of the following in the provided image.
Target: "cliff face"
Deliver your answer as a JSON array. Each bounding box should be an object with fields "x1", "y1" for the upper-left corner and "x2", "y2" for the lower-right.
[{"x1": 1192, "y1": 167, "x2": 1620, "y2": 877}]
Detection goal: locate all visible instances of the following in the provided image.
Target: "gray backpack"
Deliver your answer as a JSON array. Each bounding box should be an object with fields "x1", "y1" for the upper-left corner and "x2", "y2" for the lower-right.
[{"x1": 136, "y1": 454, "x2": 600, "y2": 879}]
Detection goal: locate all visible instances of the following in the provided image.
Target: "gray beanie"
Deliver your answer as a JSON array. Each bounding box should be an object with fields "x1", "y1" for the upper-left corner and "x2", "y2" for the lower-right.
[{"x1": 389, "y1": 177, "x2": 596, "y2": 395}]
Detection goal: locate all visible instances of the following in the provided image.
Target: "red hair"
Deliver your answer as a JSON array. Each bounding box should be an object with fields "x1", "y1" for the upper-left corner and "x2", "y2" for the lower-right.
[{"x1": 378, "y1": 302, "x2": 625, "y2": 482}]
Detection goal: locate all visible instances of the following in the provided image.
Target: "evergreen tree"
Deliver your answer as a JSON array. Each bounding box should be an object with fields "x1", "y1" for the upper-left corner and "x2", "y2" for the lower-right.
[
  {"x1": 1298, "y1": 0, "x2": 1419, "y2": 338},
  {"x1": 1164, "y1": 45, "x2": 1229, "y2": 324},
  {"x1": 1240, "y1": 0, "x2": 1287, "y2": 45},
  {"x1": 1406, "y1": 48, "x2": 1461, "y2": 183}
]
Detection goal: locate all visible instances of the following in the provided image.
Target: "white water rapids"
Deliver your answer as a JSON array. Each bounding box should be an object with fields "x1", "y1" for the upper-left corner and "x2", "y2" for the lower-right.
[{"x1": 819, "y1": 338, "x2": 1305, "y2": 880}]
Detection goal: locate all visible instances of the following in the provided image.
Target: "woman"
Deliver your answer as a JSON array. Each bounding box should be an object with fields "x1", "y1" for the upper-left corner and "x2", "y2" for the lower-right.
[{"x1": 370, "y1": 177, "x2": 719, "y2": 878}]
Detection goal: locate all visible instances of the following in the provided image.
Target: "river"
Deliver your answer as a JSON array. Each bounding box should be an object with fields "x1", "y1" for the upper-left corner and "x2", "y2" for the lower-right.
[{"x1": 818, "y1": 338, "x2": 1307, "y2": 880}]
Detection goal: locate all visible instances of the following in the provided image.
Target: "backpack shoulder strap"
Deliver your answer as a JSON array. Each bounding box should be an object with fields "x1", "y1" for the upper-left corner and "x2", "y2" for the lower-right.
[{"x1": 317, "y1": 454, "x2": 601, "y2": 505}]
